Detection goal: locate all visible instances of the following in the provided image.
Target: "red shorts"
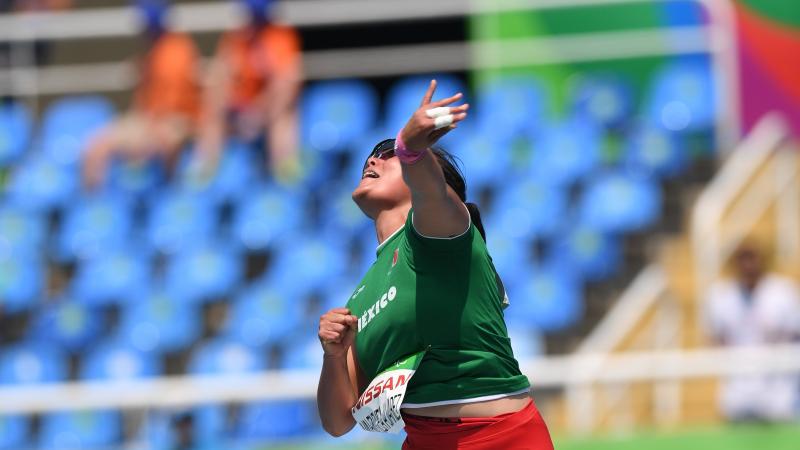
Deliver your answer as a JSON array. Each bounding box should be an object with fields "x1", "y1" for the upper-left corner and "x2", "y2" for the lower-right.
[{"x1": 401, "y1": 399, "x2": 554, "y2": 450}]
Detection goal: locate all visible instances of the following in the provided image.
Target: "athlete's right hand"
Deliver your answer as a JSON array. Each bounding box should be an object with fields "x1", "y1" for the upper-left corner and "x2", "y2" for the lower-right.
[{"x1": 318, "y1": 307, "x2": 358, "y2": 358}]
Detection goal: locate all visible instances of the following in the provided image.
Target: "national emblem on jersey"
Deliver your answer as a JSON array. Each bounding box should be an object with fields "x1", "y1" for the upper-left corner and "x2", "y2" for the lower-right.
[{"x1": 392, "y1": 248, "x2": 399, "y2": 267}]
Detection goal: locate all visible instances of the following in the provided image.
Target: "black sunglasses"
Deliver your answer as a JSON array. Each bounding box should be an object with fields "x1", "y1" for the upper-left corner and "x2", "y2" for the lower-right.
[{"x1": 363, "y1": 138, "x2": 396, "y2": 171}]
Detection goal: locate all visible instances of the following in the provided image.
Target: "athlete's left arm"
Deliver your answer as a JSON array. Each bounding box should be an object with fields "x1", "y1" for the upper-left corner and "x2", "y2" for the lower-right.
[{"x1": 399, "y1": 80, "x2": 471, "y2": 238}]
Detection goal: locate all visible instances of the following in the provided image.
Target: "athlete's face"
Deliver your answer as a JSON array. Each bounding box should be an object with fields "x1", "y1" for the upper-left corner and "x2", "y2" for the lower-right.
[{"x1": 352, "y1": 141, "x2": 411, "y2": 219}]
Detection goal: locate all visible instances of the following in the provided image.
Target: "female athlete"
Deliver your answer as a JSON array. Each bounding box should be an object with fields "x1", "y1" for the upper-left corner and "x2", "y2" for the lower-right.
[{"x1": 317, "y1": 80, "x2": 554, "y2": 449}]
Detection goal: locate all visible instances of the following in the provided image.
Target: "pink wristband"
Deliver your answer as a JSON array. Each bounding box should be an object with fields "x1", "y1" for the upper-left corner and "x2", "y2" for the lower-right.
[{"x1": 394, "y1": 130, "x2": 427, "y2": 165}]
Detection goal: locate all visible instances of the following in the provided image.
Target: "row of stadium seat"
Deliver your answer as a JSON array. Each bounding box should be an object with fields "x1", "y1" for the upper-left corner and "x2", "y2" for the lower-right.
[
  {"x1": 300, "y1": 59, "x2": 715, "y2": 154},
  {"x1": 0, "y1": 400, "x2": 322, "y2": 450},
  {"x1": 0, "y1": 58, "x2": 712, "y2": 172}
]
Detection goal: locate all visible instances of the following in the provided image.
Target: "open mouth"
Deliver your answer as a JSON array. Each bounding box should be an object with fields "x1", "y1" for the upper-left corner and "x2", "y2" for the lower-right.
[{"x1": 362, "y1": 169, "x2": 379, "y2": 179}]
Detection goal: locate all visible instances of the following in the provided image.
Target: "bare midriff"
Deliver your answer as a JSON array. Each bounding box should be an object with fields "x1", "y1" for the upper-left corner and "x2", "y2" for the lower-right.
[{"x1": 401, "y1": 392, "x2": 531, "y2": 418}]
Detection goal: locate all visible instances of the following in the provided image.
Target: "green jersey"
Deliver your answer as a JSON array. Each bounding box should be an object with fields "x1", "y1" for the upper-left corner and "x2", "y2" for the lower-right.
[{"x1": 346, "y1": 211, "x2": 530, "y2": 406}]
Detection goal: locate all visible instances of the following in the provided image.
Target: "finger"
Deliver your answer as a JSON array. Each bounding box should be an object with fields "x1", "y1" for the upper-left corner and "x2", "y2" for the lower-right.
[
  {"x1": 430, "y1": 92, "x2": 463, "y2": 108},
  {"x1": 449, "y1": 103, "x2": 470, "y2": 114},
  {"x1": 324, "y1": 312, "x2": 353, "y2": 324},
  {"x1": 329, "y1": 307, "x2": 350, "y2": 315},
  {"x1": 425, "y1": 106, "x2": 450, "y2": 119},
  {"x1": 345, "y1": 315, "x2": 358, "y2": 325},
  {"x1": 319, "y1": 331, "x2": 340, "y2": 342},
  {"x1": 433, "y1": 114, "x2": 455, "y2": 130},
  {"x1": 323, "y1": 322, "x2": 347, "y2": 334},
  {"x1": 420, "y1": 79, "x2": 437, "y2": 107}
]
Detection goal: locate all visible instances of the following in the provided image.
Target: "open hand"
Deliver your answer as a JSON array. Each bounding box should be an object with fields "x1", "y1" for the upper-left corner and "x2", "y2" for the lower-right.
[{"x1": 399, "y1": 79, "x2": 469, "y2": 152}]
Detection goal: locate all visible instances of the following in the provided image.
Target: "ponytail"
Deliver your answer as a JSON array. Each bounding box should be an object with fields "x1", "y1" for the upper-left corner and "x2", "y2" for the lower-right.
[{"x1": 465, "y1": 202, "x2": 486, "y2": 242}]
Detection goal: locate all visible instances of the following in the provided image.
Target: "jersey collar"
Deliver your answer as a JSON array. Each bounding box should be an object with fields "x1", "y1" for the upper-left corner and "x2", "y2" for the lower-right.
[{"x1": 376, "y1": 225, "x2": 404, "y2": 256}]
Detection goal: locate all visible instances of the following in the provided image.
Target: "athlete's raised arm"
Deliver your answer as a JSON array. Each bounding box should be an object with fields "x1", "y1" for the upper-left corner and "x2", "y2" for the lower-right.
[{"x1": 397, "y1": 80, "x2": 471, "y2": 238}]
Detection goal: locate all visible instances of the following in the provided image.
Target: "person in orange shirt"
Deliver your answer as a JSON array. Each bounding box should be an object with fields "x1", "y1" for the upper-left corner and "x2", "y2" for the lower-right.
[
  {"x1": 198, "y1": 0, "x2": 302, "y2": 181},
  {"x1": 83, "y1": 0, "x2": 200, "y2": 189}
]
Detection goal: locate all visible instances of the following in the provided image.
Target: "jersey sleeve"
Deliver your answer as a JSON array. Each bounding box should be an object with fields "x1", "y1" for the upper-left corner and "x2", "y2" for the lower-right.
[{"x1": 403, "y1": 207, "x2": 474, "y2": 255}]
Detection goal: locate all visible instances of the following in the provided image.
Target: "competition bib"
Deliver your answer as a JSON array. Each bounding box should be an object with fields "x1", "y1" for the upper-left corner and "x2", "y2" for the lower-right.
[{"x1": 351, "y1": 349, "x2": 426, "y2": 433}]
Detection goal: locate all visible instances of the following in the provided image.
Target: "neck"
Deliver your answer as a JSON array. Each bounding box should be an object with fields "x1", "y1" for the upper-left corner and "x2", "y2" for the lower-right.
[{"x1": 374, "y1": 203, "x2": 411, "y2": 246}]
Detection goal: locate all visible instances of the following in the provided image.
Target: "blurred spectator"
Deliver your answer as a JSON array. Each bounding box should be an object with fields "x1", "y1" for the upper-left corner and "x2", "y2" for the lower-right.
[
  {"x1": 82, "y1": 0, "x2": 200, "y2": 189},
  {"x1": 198, "y1": 0, "x2": 301, "y2": 182},
  {"x1": 704, "y1": 243, "x2": 800, "y2": 422}
]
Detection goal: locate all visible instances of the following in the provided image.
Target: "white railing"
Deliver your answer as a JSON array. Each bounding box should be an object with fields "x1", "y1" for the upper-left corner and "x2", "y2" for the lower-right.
[
  {"x1": 566, "y1": 264, "x2": 678, "y2": 433},
  {"x1": 691, "y1": 114, "x2": 800, "y2": 319},
  {"x1": 1, "y1": 344, "x2": 798, "y2": 414}
]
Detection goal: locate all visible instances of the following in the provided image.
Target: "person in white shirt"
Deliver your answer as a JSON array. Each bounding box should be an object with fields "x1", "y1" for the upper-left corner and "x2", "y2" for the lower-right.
[{"x1": 704, "y1": 244, "x2": 800, "y2": 422}]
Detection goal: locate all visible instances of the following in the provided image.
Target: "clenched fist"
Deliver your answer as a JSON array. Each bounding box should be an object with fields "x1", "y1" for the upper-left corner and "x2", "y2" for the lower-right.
[{"x1": 318, "y1": 307, "x2": 358, "y2": 358}]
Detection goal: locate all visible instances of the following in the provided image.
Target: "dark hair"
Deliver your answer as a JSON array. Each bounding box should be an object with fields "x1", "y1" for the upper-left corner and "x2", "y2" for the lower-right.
[
  {"x1": 429, "y1": 146, "x2": 487, "y2": 242},
  {"x1": 365, "y1": 139, "x2": 487, "y2": 241}
]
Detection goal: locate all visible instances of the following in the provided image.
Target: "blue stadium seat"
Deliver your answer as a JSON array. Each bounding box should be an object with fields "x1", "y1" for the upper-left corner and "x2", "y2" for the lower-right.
[
  {"x1": 0, "y1": 204, "x2": 45, "y2": 254},
  {"x1": 81, "y1": 341, "x2": 160, "y2": 380},
  {"x1": 0, "y1": 102, "x2": 32, "y2": 167},
  {"x1": 270, "y1": 232, "x2": 348, "y2": 293},
  {"x1": 646, "y1": 59, "x2": 715, "y2": 132},
  {"x1": 385, "y1": 75, "x2": 466, "y2": 132},
  {"x1": 232, "y1": 183, "x2": 305, "y2": 251},
  {"x1": 0, "y1": 252, "x2": 43, "y2": 312},
  {"x1": 226, "y1": 281, "x2": 304, "y2": 348},
  {"x1": 39, "y1": 410, "x2": 120, "y2": 450},
  {"x1": 189, "y1": 338, "x2": 266, "y2": 375},
  {"x1": 29, "y1": 299, "x2": 103, "y2": 352},
  {"x1": 456, "y1": 131, "x2": 513, "y2": 191},
  {"x1": 164, "y1": 243, "x2": 243, "y2": 303},
  {"x1": 40, "y1": 96, "x2": 115, "y2": 166},
  {"x1": 281, "y1": 335, "x2": 323, "y2": 372},
  {"x1": 0, "y1": 342, "x2": 67, "y2": 384},
  {"x1": 548, "y1": 224, "x2": 621, "y2": 282},
  {"x1": 106, "y1": 158, "x2": 165, "y2": 198},
  {"x1": 485, "y1": 233, "x2": 534, "y2": 293},
  {"x1": 177, "y1": 139, "x2": 258, "y2": 204},
  {"x1": 624, "y1": 124, "x2": 686, "y2": 178},
  {"x1": 71, "y1": 247, "x2": 150, "y2": 306},
  {"x1": 146, "y1": 190, "x2": 217, "y2": 254},
  {"x1": 56, "y1": 193, "x2": 133, "y2": 262},
  {"x1": 529, "y1": 119, "x2": 602, "y2": 186},
  {"x1": 194, "y1": 405, "x2": 231, "y2": 443},
  {"x1": 0, "y1": 414, "x2": 28, "y2": 450},
  {"x1": 301, "y1": 80, "x2": 379, "y2": 153},
  {"x1": 506, "y1": 323, "x2": 544, "y2": 363},
  {"x1": 510, "y1": 268, "x2": 583, "y2": 332},
  {"x1": 487, "y1": 179, "x2": 567, "y2": 240},
  {"x1": 579, "y1": 171, "x2": 662, "y2": 233},
  {"x1": 237, "y1": 400, "x2": 316, "y2": 440},
  {"x1": 476, "y1": 76, "x2": 546, "y2": 141},
  {"x1": 569, "y1": 74, "x2": 634, "y2": 129},
  {"x1": 119, "y1": 290, "x2": 201, "y2": 353},
  {"x1": 5, "y1": 155, "x2": 78, "y2": 212},
  {"x1": 318, "y1": 183, "x2": 371, "y2": 237}
]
